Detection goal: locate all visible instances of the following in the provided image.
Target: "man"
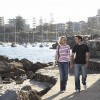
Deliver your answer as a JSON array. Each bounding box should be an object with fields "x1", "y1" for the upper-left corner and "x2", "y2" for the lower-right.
[{"x1": 70, "y1": 35, "x2": 90, "y2": 92}]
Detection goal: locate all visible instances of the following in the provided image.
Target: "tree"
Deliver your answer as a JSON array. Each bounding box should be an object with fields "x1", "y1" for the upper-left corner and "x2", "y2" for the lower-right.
[{"x1": 15, "y1": 16, "x2": 26, "y2": 32}]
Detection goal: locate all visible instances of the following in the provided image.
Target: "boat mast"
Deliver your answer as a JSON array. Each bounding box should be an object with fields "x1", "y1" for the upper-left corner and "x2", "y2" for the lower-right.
[
  {"x1": 33, "y1": 17, "x2": 36, "y2": 43},
  {"x1": 44, "y1": 18, "x2": 49, "y2": 43},
  {"x1": 39, "y1": 17, "x2": 43, "y2": 44},
  {"x1": 14, "y1": 19, "x2": 17, "y2": 44},
  {"x1": 3, "y1": 17, "x2": 5, "y2": 43}
]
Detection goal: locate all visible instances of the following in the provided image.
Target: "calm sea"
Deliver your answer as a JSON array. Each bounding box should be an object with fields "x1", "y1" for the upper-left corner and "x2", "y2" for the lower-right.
[{"x1": 0, "y1": 43, "x2": 56, "y2": 63}]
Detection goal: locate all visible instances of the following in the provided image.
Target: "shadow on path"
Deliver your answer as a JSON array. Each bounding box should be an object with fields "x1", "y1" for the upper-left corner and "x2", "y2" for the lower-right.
[
  {"x1": 44, "y1": 91, "x2": 61, "y2": 100},
  {"x1": 59, "y1": 79, "x2": 100, "y2": 100}
]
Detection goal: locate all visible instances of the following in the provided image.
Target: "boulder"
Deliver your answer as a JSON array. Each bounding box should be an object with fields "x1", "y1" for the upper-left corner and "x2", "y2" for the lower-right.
[
  {"x1": 29, "y1": 91, "x2": 42, "y2": 100},
  {"x1": 0, "y1": 55, "x2": 9, "y2": 62},
  {"x1": 0, "y1": 61, "x2": 12, "y2": 74},
  {"x1": 26, "y1": 71, "x2": 35, "y2": 79},
  {"x1": 20, "y1": 59, "x2": 33, "y2": 71},
  {"x1": 0, "y1": 90, "x2": 17, "y2": 100},
  {"x1": 10, "y1": 62, "x2": 24, "y2": 70},
  {"x1": 21, "y1": 85, "x2": 39, "y2": 95},
  {"x1": 48, "y1": 62, "x2": 53, "y2": 66},
  {"x1": 30, "y1": 63, "x2": 48, "y2": 73},
  {"x1": 0, "y1": 76, "x2": 3, "y2": 84},
  {"x1": 30, "y1": 64, "x2": 43, "y2": 73},
  {"x1": 21, "y1": 85, "x2": 32, "y2": 91},
  {"x1": 14, "y1": 68, "x2": 26, "y2": 76},
  {"x1": 8, "y1": 59, "x2": 15, "y2": 63},
  {"x1": 17, "y1": 90, "x2": 42, "y2": 100},
  {"x1": 14, "y1": 58, "x2": 20, "y2": 62},
  {"x1": 17, "y1": 85, "x2": 41, "y2": 100},
  {"x1": 1, "y1": 72, "x2": 15, "y2": 80},
  {"x1": 3, "y1": 77, "x2": 14, "y2": 84},
  {"x1": 21, "y1": 74, "x2": 27, "y2": 80},
  {"x1": 15, "y1": 76, "x2": 24, "y2": 84},
  {"x1": 36, "y1": 62, "x2": 48, "y2": 67}
]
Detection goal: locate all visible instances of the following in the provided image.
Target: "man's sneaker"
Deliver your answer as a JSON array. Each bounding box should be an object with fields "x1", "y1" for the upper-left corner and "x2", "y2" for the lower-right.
[
  {"x1": 75, "y1": 89, "x2": 80, "y2": 93},
  {"x1": 60, "y1": 90, "x2": 65, "y2": 93},
  {"x1": 83, "y1": 85, "x2": 87, "y2": 90}
]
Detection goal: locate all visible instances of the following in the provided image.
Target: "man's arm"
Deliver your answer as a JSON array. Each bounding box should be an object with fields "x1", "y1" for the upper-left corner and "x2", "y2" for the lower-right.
[
  {"x1": 85, "y1": 52, "x2": 90, "y2": 67},
  {"x1": 70, "y1": 53, "x2": 75, "y2": 68}
]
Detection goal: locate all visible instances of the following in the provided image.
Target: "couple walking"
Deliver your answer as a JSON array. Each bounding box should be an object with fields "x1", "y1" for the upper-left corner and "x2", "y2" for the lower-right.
[{"x1": 55, "y1": 35, "x2": 90, "y2": 93}]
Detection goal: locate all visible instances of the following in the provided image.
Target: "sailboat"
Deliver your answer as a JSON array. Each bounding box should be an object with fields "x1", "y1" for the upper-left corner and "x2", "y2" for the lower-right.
[
  {"x1": 31, "y1": 31, "x2": 36, "y2": 47},
  {"x1": 24, "y1": 33, "x2": 28, "y2": 48},
  {"x1": 39, "y1": 30, "x2": 44, "y2": 47},
  {"x1": 32, "y1": 17, "x2": 36, "y2": 47},
  {"x1": 39, "y1": 17, "x2": 44, "y2": 47},
  {"x1": 45, "y1": 27, "x2": 49, "y2": 47},
  {"x1": 11, "y1": 21, "x2": 17, "y2": 47},
  {"x1": 43, "y1": 20, "x2": 49, "y2": 47},
  {"x1": 44, "y1": 31, "x2": 49, "y2": 47},
  {"x1": 24, "y1": 43, "x2": 27, "y2": 48}
]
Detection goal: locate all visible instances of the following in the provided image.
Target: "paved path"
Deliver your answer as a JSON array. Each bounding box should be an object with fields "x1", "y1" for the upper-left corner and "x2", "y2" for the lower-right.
[{"x1": 42, "y1": 73, "x2": 100, "y2": 100}]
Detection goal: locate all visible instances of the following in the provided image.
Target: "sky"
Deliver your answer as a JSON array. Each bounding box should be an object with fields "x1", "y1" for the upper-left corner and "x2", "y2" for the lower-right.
[{"x1": 0, "y1": 0, "x2": 100, "y2": 26}]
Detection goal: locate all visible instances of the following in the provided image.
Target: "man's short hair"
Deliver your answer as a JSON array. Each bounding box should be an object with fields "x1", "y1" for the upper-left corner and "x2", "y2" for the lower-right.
[{"x1": 75, "y1": 35, "x2": 82, "y2": 41}]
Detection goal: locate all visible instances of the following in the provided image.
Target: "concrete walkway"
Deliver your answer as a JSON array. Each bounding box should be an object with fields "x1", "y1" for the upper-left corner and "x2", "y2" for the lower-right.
[{"x1": 42, "y1": 73, "x2": 100, "y2": 100}]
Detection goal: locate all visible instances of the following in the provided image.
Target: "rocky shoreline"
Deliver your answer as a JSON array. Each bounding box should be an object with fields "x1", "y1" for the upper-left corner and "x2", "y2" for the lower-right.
[
  {"x1": 0, "y1": 55, "x2": 57, "y2": 100},
  {"x1": 0, "y1": 54, "x2": 100, "y2": 100}
]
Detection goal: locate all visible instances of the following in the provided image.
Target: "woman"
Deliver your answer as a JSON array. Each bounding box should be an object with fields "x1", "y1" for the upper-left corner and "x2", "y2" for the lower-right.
[{"x1": 55, "y1": 36, "x2": 70, "y2": 92}]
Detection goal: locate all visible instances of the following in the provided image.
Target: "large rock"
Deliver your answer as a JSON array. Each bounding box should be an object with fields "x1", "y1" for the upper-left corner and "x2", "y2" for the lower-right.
[
  {"x1": 48, "y1": 62, "x2": 53, "y2": 66},
  {"x1": 0, "y1": 55, "x2": 9, "y2": 62},
  {"x1": 31, "y1": 63, "x2": 44, "y2": 73},
  {"x1": 8, "y1": 59, "x2": 15, "y2": 63},
  {"x1": 1, "y1": 72, "x2": 15, "y2": 79},
  {"x1": 17, "y1": 90, "x2": 42, "y2": 100},
  {"x1": 0, "y1": 90, "x2": 17, "y2": 100},
  {"x1": 14, "y1": 58, "x2": 20, "y2": 62},
  {"x1": 15, "y1": 76, "x2": 24, "y2": 84},
  {"x1": 17, "y1": 86, "x2": 41, "y2": 100},
  {"x1": 3, "y1": 77, "x2": 14, "y2": 84},
  {"x1": 9, "y1": 62, "x2": 24, "y2": 71},
  {"x1": 29, "y1": 91, "x2": 42, "y2": 100},
  {"x1": 26, "y1": 71, "x2": 35, "y2": 79},
  {"x1": 21, "y1": 85, "x2": 32, "y2": 91},
  {"x1": 0, "y1": 76, "x2": 3, "y2": 84},
  {"x1": 36, "y1": 62, "x2": 48, "y2": 67},
  {"x1": 30, "y1": 62, "x2": 48, "y2": 73},
  {"x1": 0, "y1": 61, "x2": 25, "y2": 79},
  {"x1": 20, "y1": 59, "x2": 33, "y2": 71},
  {"x1": 14, "y1": 68, "x2": 26, "y2": 76},
  {"x1": 0, "y1": 61, "x2": 12, "y2": 74},
  {"x1": 8, "y1": 58, "x2": 20, "y2": 63}
]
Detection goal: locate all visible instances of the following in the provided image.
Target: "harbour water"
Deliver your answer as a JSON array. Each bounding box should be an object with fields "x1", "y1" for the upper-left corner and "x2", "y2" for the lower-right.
[{"x1": 0, "y1": 43, "x2": 56, "y2": 63}]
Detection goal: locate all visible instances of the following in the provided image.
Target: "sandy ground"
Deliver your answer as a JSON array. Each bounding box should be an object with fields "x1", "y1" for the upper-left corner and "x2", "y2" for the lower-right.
[
  {"x1": 42, "y1": 67, "x2": 100, "y2": 100},
  {"x1": 0, "y1": 79, "x2": 52, "y2": 96}
]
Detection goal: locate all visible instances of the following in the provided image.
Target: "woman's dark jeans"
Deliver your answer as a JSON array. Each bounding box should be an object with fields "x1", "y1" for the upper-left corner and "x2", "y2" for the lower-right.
[{"x1": 58, "y1": 62, "x2": 69, "y2": 91}]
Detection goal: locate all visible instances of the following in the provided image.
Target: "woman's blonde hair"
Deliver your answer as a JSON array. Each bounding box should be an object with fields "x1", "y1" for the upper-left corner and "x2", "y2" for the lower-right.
[{"x1": 58, "y1": 36, "x2": 67, "y2": 45}]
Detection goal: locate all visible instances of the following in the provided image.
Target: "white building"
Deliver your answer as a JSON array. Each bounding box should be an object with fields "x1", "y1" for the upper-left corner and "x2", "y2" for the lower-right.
[
  {"x1": 57, "y1": 23, "x2": 66, "y2": 33},
  {"x1": 97, "y1": 9, "x2": 100, "y2": 16},
  {"x1": 0, "y1": 17, "x2": 4, "y2": 25}
]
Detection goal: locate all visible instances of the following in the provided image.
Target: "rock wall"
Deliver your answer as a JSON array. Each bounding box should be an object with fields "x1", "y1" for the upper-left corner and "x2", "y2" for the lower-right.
[
  {"x1": 89, "y1": 59, "x2": 100, "y2": 71},
  {"x1": 86, "y1": 40, "x2": 100, "y2": 58},
  {"x1": 34, "y1": 67, "x2": 58, "y2": 96}
]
